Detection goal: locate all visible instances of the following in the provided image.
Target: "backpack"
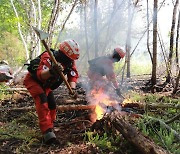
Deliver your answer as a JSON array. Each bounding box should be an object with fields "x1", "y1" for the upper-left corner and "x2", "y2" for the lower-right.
[{"x1": 25, "y1": 52, "x2": 45, "y2": 79}]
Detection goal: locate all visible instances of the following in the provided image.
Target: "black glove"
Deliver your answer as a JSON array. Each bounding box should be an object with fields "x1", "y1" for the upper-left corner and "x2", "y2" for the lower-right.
[
  {"x1": 49, "y1": 63, "x2": 63, "y2": 77},
  {"x1": 70, "y1": 88, "x2": 78, "y2": 99},
  {"x1": 115, "y1": 88, "x2": 122, "y2": 97}
]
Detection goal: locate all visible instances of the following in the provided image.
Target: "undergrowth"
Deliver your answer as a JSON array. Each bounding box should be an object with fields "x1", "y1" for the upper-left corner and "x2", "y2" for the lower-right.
[
  {"x1": 0, "y1": 111, "x2": 40, "y2": 153},
  {"x1": 138, "y1": 116, "x2": 180, "y2": 154},
  {"x1": 84, "y1": 131, "x2": 121, "y2": 152},
  {"x1": 128, "y1": 91, "x2": 180, "y2": 154},
  {"x1": 0, "y1": 84, "x2": 11, "y2": 100}
]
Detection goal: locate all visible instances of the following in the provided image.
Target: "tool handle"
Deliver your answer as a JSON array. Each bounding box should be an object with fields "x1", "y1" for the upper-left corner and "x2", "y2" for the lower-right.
[{"x1": 41, "y1": 40, "x2": 74, "y2": 94}]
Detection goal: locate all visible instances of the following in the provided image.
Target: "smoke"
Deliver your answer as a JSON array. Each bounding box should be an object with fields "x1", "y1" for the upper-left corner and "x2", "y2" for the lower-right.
[{"x1": 78, "y1": 74, "x2": 122, "y2": 117}]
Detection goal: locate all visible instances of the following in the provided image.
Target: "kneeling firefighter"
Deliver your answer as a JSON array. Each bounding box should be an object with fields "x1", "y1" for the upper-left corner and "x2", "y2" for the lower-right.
[{"x1": 23, "y1": 40, "x2": 80, "y2": 144}]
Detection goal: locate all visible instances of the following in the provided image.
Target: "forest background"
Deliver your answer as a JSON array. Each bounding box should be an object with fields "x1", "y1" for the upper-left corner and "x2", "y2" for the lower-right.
[{"x1": 0, "y1": 0, "x2": 179, "y2": 85}]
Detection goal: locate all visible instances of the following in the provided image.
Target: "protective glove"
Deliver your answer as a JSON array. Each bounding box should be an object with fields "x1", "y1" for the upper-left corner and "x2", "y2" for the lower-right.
[
  {"x1": 70, "y1": 88, "x2": 78, "y2": 99},
  {"x1": 49, "y1": 63, "x2": 63, "y2": 77},
  {"x1": 115, "y1": 88, "x2": 124, "y2": 98}
]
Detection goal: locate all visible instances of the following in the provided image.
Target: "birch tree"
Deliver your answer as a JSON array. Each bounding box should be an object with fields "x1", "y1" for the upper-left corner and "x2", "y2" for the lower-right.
[{"x1": 10, "y1": 0, "x2": 29, "y2": 61}]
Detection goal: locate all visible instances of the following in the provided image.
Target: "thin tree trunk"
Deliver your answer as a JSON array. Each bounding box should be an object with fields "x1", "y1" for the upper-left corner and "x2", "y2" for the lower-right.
[
  {"x1": 47, "y1": 0, "x2": 60, "y2": 47},
  {"x1": 37, "y1": 0, "x2": 42, "y2": 56},
  {"x1": 29, "y1": 0, "x2": 37, "y2": 59},
  {"x1": 146, "y1": 0, "x2": 153, "y2": 62},
  {"x1": 166, "y1": 0, "x2": 179, "y2": 83},
  {"x1": 84, "y1": 1, "x2": 90, "y2": 60},
  {"x1": 126, "y1": 0, "x2": 135, "y2": 78},
  {"x1": 54, "y1": 0, "x2": 77, "y2": 49},
  {"x1": 94, "y1": 0, "x2": 99, "y2": 58},
  {"x1": 11, "y1": 0, "x2": 29, "y2": 62},
  {"x1": 151, "y1": 0, "x2": 158, "y2": 86},
  {"x1": 157, "y1": 32, "x2": 169, "y2": 73},
  {"x1": 175, "y1": 10, "x2": 180, "y2": 74},
  {"x1": 130, "y1": 0, "x2": 166, "y2": 58},
  {"x1": 173, "y1": 70, "x2": 180, "y2": 94}
]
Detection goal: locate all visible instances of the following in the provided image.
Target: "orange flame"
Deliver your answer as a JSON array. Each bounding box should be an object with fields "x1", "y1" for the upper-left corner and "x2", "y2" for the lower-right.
[
  {"x1": 88, "y1": 88, "x2": 120, "y2": 122},
  {"x1": 122, "y1": 99, "x2": 133, "y2": 107}
]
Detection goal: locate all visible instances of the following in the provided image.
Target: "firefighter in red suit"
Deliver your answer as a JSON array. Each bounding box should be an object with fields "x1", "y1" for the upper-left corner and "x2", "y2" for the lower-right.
[
  {"x1": 23, "y1": 40, "x2": 80, "y2": 144},
  {"x1": 87, "y1": 47, "x2": 125, "y2": 95}
]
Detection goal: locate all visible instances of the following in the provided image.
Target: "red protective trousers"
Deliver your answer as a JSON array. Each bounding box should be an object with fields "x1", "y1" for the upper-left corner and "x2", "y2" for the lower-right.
[{"x1": 24, "y1": 73, "x2": 56, "y2": 134}]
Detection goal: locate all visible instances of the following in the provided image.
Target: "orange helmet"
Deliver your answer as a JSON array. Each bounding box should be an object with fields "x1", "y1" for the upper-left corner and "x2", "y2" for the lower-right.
[
  {"x1": 114, "y1": 47, "x2": 125, "y2": 58},
  {"x1": 59, "y1": 40, "x2": 80, "y2": 60}
]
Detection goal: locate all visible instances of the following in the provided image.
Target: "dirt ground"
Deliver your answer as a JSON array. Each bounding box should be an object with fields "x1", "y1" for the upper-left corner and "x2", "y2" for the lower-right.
[{"x1": 0, "y1": 76, "x2": 179, "y2": 153}]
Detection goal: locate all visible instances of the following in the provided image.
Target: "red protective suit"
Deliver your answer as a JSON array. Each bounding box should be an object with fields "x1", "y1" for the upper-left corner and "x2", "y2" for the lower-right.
[
  {"x1": 87, "y1": 56, "x2": 118, "y2": 89},
  {"x1": 24, "y1": 52, "x2": 78, "y2": 133}
]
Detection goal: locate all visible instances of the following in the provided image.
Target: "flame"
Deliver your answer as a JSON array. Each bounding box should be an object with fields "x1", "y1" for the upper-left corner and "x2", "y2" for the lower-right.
[
  {"x1": 95, "y1": 104, "x2": 104, "y2": 120},
  {"x1": 122, "y1": 98, "x2": 133, "y2": 107},
  {"x1": 88, "y1": 88, "x2": 120, "y2": 122}
]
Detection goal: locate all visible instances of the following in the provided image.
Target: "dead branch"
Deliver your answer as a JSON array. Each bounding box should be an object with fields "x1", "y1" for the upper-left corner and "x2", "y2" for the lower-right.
[
  {"x1": 0, "y1": 88, "x2": 27, "y2": 91},
  {"x1": 0, "y1": 104, "x2": 95, "y2": 112},
  {"x1": 165, "y1": 113, "x2": 180, "y2": 124},
  {"x1": 106, "y1": 111, "x2": 168, "y2": 154},
  {"x1": 147, "y1": 103, "x2": 180, "y2": 110},
  {"x1": 146, "y1": 116, "x2": 180, "y2": 141}
]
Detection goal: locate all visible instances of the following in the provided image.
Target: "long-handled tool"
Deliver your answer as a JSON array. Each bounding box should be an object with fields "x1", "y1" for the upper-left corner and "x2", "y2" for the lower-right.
[{"x1": 32, "y1": 27, "x2": 74, "y2": 95}]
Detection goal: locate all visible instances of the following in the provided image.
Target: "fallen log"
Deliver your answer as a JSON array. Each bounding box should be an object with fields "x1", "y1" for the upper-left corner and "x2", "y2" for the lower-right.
[
  {"x1": 122, "y1": 102, "x2": 180, "y2": 110},
  {"x1": 0, "y1": 104, "x2": 95, "y2": 112},
  {"x1": 147, "y1": 103, "x2": 180, "y2": 110},
  {"x1": 105, "y1": 111, "x2": 168, "y2": 154}
]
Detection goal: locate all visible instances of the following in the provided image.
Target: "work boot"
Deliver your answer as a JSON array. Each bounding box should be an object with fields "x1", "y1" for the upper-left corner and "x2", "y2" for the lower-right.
[{"x1": 43, "y1": 130, "x2": 60, "y2": 145}]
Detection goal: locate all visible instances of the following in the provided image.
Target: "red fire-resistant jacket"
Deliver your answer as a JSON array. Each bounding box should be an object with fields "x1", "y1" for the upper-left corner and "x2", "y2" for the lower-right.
[
  {"x1": 24, "y1": 51, "x2": 79, "y2": 95},
  {"x1": 36, "y1": 52, "x2": 79, "y2": 84}
]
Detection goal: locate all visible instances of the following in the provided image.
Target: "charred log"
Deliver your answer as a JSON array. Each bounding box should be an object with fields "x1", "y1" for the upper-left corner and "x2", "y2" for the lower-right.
[{"x1": 104, "y1": 111, "x2": 168, "y2": 154}]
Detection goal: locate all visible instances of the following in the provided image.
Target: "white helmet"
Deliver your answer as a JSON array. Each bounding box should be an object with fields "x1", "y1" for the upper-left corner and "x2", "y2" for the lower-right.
[{"x1": 59, "y1": 40, "x2": 80, "y2": 60}]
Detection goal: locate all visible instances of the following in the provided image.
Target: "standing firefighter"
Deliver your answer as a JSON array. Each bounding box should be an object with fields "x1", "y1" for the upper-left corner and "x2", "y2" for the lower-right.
[
  {"x1": 87, "y1": 47, "x2": 125, "y2": 96},
  {"x1": 23, "y1": 40, "x2": 80, "y2": 144}
]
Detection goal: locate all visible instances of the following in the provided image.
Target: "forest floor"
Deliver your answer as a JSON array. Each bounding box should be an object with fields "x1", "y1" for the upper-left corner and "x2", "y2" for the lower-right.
[{"x1": 0, "y1": 75, "x2": 179, "y2": 154}]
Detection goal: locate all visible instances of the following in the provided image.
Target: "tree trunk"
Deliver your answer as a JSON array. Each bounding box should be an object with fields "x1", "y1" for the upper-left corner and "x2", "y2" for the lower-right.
[
  {"x1": 54, "y1": 0, "x2": 77, "y2": 49},
  {"x1": 166, "y1": 0, "x2": 179, "y2": 83},
  {"x1": 173, "y1": 70, "x2": 180, "y2": 94},
  {"x1": 84, "y1": 1, "x2": 90, "y2": 61},
  {"x1": 175, "y1": 10, "x2": 180, "y2": 74},
  {"x1": 29, "y1": 0, "x2": 37, "y2": 59},
  {"x1": 47, "y1": 0, "x2": 60, "y2": 47},
  {"x1": 151, "y1": 0, "x2": 158, "y2": 86},
  {"x1": 11, "y1": 0, "x2": 29, "y2": 62},
  {"x1": 106, "y1": 111, "x2": 168, "y2": 154},
  {"x1": 37, "y1": 0, "x2": 42, "y2": 56},
  {"x1": 94, "y1": 0, "x2": 99, "y2": 58},
  {"x1": 126, "y1": 0, "x2": 135, "y2": 78},
  {"x1": 146, "y1": 0, "x2": 153, "y2": 63}
]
